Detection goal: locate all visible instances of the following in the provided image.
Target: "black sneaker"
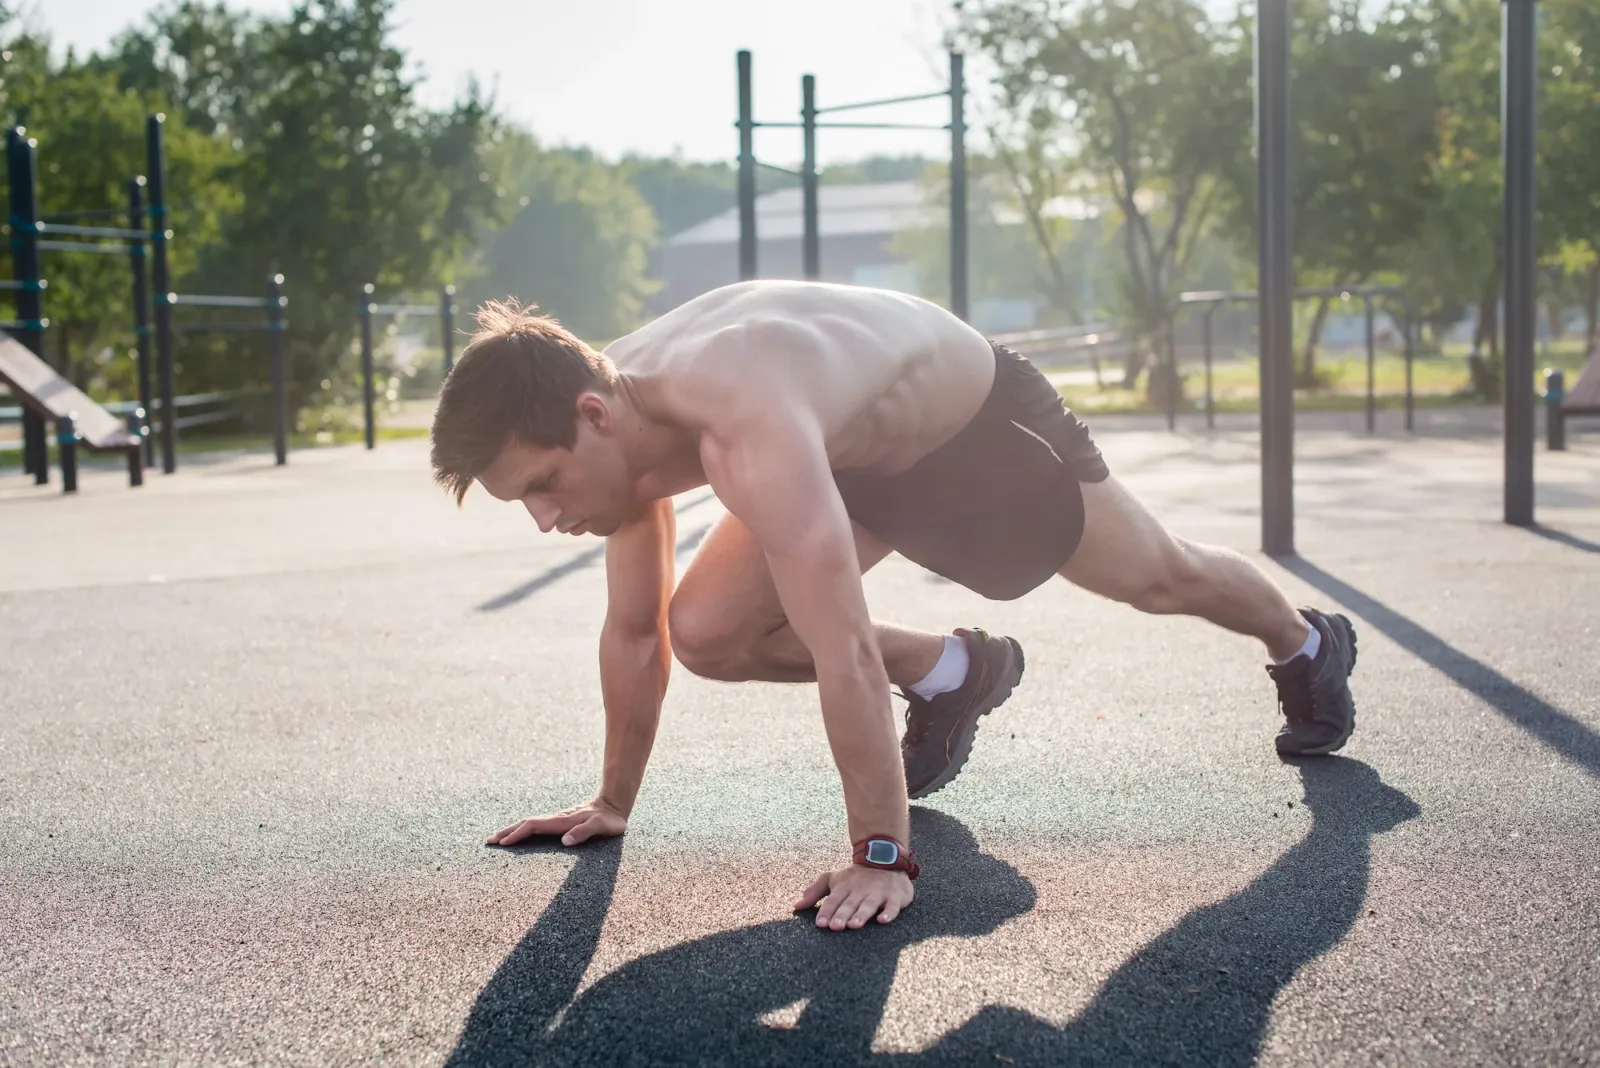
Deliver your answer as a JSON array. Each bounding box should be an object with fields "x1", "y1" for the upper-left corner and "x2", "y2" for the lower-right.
[
  {"x1": 1268, "y1": 608, "x2": 1359, "y2": 757},
  {"x1": 899, "y1": 628, "x2": 1025, "y2": 799}
]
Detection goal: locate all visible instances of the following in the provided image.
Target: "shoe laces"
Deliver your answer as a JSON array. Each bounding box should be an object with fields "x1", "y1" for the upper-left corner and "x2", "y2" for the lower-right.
[
  {"x1": 1266, "y1": 657, "x2": 1315, "y2": 724},
  {"x1": 896, "y1": 688, "x2": 933, "y2": 747}
]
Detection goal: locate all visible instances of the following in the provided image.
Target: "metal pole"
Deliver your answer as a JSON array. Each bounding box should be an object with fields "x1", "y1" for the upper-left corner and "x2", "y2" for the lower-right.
[
  {"x1": 57, "y1": 414, "x2": 77, "y2": 494},
  {"x1": 147, "y1": 114, "x2": 178, "y2": 474},
  {"x1": 1544, "y1": 370, "x2": 1565, "y2": 451},
  {"x1": 361, "y1": 284, "x2": 376, "y2": 449},
  {"x1": 8, "y1": 128, "x2": 48, "y2": 486},
  {"x1": 267, "y1": 274, "x2": 287, "y2": 466},
  {"x1": 1502, "y1": 0, "x2": 1537, "y2": 525},
  {"x1": 737, "y1": 51, "x2": 758, "y2": 282},
  {"x1": 949, "y1": 51, "x2": 969, "y2": 322},
  {"x1": 128, "y1": 176, "x2": 154, "y2": 465},
  {"x1": 1165, "y1": 324, "x2": 1178, "y2": 431},
  {"x1": 1203, "y1": 305, "x2": 1216, "y2": 430},
  {"x1": 801, "y1": 74, "x2": 820, "y2": 281},
  {"x1": 1402, "y1": 295, "x2": 1415, "y2": 432},
  {"x1": 1255, "y1": 0, "x2": 1295, "y2": 556},
  {"x1": 1364, "y1": 293, "x2": 1376, "y2": 434},
  {"x1": 441, "y1": 285, "x2": 456, "y2": 374}
]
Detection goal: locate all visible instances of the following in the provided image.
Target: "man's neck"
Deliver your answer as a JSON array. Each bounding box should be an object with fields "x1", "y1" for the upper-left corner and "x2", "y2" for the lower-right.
[{"x1": 614, "y1": 374, "x2": 709, "y2": 500}]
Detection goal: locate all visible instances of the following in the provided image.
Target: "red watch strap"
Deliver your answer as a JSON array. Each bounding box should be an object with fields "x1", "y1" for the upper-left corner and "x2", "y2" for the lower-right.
[{"x1": 852, "y1": 836, "x2": 921, "y2": 880}]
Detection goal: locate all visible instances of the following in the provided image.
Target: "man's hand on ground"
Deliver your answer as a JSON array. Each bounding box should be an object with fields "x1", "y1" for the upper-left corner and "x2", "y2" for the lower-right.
[
  {"x1": 793, "y1": 864, "x2": 915, "y2": 930},
  {"x1": 486, "y1": 801, "x2": 627, "y2": 848}
]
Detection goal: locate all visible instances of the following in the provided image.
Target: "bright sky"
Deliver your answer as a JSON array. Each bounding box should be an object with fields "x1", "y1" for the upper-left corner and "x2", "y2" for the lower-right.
[{"x1": 30, "y1": 0, "x2": 986, "y2": 167}]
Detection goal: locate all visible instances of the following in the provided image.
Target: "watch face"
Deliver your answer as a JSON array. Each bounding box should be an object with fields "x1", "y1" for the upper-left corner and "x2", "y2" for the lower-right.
[{"x1": 865, "y1": 840, "x2": 899, "y2": 865}]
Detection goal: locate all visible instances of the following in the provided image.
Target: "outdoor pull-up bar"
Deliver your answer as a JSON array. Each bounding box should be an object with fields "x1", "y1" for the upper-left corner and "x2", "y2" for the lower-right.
[
  {"x1": 735, "y1": 51, "x2": 969, "y2": 321},
  {"x1": 356, "y1": 283, "x2": 456, "y2": 450},
  {"x1": 1178, "y1": 286, "x2": 1417, "y2": 434}
]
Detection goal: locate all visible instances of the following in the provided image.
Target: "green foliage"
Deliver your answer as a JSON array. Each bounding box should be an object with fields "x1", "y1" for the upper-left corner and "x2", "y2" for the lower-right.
[
  {"x1": 3, "y1": 0, "x2": 509, "y2": 428},
  {"x1": 462, "y1": 132, "x2": 659, "y2": 342},
  {"x1": 961, "y1": 0, "x2": 1252, "y2": 387}
]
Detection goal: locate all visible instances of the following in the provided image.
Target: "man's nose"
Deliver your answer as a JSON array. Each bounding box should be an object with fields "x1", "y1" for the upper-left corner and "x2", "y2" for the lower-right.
[{"x1": 524, "y1": 498, "x2": 559, "y2": 533}]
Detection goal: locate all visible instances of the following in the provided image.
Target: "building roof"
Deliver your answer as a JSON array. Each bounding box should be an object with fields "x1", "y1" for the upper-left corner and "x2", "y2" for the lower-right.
[
  {"x1": 666, "y1": 181, "x2": 939, "y2": 247},
  {"x1": 665, "y1": 178, "x2": 1102, "y2": 248}
]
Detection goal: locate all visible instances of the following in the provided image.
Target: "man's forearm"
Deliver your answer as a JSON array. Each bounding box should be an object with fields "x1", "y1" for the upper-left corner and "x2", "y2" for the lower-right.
[
  {"x1": 594, "y1": 624, "x2": 671, "y2": 816},
  {"x1": 815, "y1": 644, "x2": 910, "y2": 846}
]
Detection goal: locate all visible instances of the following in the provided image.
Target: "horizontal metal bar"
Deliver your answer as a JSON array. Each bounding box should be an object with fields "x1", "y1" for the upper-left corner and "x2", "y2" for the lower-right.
[
  {"x1": 814, "y1": 89, "x2": 950, "y2": 115},
  {"x1": 0, "y1": 318, "x2": 49, "y2": 330},
  {"x1": 40, "y1": 207, "x2": 129, "y2": 222},
  {"x1": 173, "y1": 410, "x2": 238, "y2": 431},
  {"x1": 176, "y1": 323, "x2": 272, "y2": 335},
  {"x1": 750, "y1": 120, "x2": 952, "y2": 131},
  {"x1": 35, "y1": 223, "x2": 149, "y2": 240},
  {"x1": 0, "y1": 279, "x2": 46, "y2": 291},
  {"x1": 130, "y1": 390, "x2": 244, "y2": 411},
  {"x1": 37, "y1": 239, "x2": 134, "y2": 255},
  {"x1": 756, "y1": 161, "x2": 802, "y2": 177},
  {"x1": 165, "y1": 292, "x2": 284, "y2": 309},
  {"x1": 1181, "y1": 285, "x2": 1387, "y2": 306},
  {"x1": 368, "y1": 303, "x2": 441, "y2": 316},
  {"x1": 1180, "y1": 290, "x2": 1256, "y2": 304},
  {"x1": 817, "y1": 121, "x2": 951, "y2": 131},
  {"x1": 3, "y1": 391, "x2": 241, "y2": 421}
]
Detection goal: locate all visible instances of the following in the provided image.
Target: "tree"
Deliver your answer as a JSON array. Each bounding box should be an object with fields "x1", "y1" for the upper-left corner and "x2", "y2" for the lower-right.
[
  {"x1": 1274, "y1": 0, "x2": 1439, "y2": 381},
  {"x1": 106, "y1": 0, "x2": 511, "y2": 427},
  {"x1": 1539, "y1": 0, "x2": 1600, "y2": 355},
  {"x1": 0, "y1": 24, "x2": 236, "y2": 399},
  {"x1": 961, "y1": 0, "x2": 1252, "y2": 392},
  {"x1": 462, "y1": 133, "x2": 659, "y2": 342}
]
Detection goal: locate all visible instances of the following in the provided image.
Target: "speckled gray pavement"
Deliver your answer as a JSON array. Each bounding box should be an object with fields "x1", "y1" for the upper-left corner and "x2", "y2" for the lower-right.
[{"x1": 2, "y1": 409, "x2": 1597, "y2": 1067}]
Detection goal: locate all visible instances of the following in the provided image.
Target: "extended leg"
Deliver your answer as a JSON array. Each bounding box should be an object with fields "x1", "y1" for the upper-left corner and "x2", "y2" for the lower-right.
[
  {"x1": 1061, "y1": 475, "x2": 1359, "y2": 755},
  {"x1": 1060, "y1": 476, "x2": 1310, "y2": 658}
]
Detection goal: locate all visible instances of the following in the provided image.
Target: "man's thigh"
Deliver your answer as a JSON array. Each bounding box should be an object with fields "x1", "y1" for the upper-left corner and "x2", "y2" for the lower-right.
[
  {"x1": 672, "y1": 510, "x2": 895, "y2": 638},
  {"x1": 1057, "y1": 475, "x2": 1188, "y2": 605}
]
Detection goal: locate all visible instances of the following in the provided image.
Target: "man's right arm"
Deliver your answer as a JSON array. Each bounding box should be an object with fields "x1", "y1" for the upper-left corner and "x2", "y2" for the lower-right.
[
  {"x1": 486, "y1": 497, "x2": 676, "y2": 848},
  {"x1": 594, "y1": 495, "x2": 677, "y2": 819}
]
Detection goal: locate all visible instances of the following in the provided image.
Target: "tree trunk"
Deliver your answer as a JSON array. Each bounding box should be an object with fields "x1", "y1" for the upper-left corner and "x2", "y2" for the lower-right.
[
  {"x1": 1475, "y1": 288, "x2": 1499, "y2": 360},
  {"x1": 1585, "y1": 262, "x2": 1599, "y2": 358},
  {"x1": 1300, "y1": 296, "x2": 1331, "y2": 385},
  {"x1": 1546, "y1": 299, "x2": 1565, "y2": 341}
]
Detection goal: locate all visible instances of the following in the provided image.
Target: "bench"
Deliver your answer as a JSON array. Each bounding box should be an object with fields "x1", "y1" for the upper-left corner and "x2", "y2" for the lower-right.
[{"x1": 0, "y1": 335, "x2": 143, "y2": 490}]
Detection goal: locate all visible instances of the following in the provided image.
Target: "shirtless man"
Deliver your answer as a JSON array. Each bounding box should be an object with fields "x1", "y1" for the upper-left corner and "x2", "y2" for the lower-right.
[{"x1": 428, "y1": 280, "x2": 1359, "y2": 933}]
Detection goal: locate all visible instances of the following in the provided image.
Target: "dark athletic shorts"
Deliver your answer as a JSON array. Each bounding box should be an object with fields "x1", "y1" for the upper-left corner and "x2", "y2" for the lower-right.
[{"x1": 833, "y1": 340, "x2": 1110, "y2": 601}]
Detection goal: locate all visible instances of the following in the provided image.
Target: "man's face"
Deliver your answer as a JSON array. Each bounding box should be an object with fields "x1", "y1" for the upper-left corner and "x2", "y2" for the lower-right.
[{"x1": 477, "y1": 396, "x2": 634, "y2": 537}]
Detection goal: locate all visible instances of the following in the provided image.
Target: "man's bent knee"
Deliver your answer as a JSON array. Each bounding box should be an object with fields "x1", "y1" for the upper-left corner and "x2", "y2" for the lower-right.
[{"x1": 667, "y1": 596, "x2": 770, "y2": 681}]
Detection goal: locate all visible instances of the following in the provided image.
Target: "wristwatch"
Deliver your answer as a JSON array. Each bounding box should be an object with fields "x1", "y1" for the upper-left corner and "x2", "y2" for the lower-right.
[{"x1": 852, "y1": 836, "x2": 921, "y2": 880}]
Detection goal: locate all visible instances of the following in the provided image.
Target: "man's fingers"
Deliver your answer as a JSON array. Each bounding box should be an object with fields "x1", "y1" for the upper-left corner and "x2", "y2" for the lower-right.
[
  {"x1": 793, "y1": 872, "x2": 832, "y2": 912},
  {"x1": 561, "y1": 815, "x2": 607, "y2": 847},
  {"x1": 876, "y1": 898, "x2": 903, "y2": 924},
  {"x1": 487, "y1": 815, "x2": 573, "y2": 847},
  {"x1": 823, "y1": 891, "x2": 865, "y2": 930},
  {"x1": 846, "y1": 894, "x2": 882, "y2": 929}
]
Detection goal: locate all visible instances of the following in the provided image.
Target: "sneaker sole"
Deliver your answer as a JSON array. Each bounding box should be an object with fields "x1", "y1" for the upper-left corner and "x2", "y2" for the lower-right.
[
  {"x1": 1275, "y1": 612, "x2": 1359, "y2": 757},
  {"x1": 907, "y1": 638, "x2": 1026, "y2": 800}
]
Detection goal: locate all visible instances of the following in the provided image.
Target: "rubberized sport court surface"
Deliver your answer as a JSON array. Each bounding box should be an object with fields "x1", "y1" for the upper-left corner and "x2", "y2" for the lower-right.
[{"x1": 2, "y1": 409, "x2": 1596, "y2": 1066}]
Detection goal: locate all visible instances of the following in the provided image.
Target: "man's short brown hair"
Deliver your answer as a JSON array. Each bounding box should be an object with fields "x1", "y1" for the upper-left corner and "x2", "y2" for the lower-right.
[{"x1": 430, "y1": 299, "x2": 619, "y2": 504}]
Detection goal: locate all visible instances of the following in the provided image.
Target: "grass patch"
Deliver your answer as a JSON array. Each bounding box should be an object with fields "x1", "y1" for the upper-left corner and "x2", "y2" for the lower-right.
[{"x1": 1060, "y1": 344, "x2": 1590, "y2": 416}]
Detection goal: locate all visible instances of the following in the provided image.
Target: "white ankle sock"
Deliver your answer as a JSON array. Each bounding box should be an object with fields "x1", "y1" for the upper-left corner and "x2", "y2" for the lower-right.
[
  {"x1": 1272, "y1": 621, "x2": 1321, "y2": 665},
  {"x1": 910, "y1": 634, "x2": 970, "y2": 699}
]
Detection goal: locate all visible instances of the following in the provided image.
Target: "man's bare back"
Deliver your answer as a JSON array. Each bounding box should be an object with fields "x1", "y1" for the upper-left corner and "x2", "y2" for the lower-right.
[{"x1": 602, "y1": 280, "x2": 997, "y2": 490}]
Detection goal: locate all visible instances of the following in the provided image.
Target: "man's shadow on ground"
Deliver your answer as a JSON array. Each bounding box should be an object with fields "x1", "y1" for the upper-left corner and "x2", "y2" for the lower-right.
[{"x1": 447, "y1": 760, "x2": 1417, "y2": 1067}]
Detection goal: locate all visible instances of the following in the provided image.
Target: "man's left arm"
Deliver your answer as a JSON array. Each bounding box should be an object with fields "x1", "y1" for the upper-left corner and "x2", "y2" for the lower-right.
[{"x1": 699, "y1": 413, "x2": 915, "y2": 930}]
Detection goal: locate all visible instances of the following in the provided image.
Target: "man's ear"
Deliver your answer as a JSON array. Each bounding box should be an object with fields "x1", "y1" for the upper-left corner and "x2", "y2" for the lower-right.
[{"x1": 575, "y1": 393, "x2": 612, "y2": 432}]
